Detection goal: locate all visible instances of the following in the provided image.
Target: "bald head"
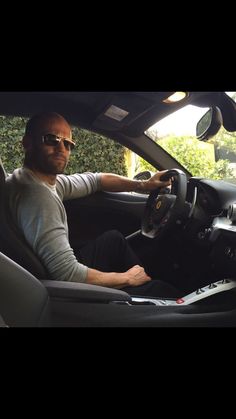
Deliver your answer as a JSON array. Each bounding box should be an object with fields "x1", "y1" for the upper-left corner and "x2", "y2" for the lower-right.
[{"x1": 25, "y1": 112, "x2": 72, "y2": 139}]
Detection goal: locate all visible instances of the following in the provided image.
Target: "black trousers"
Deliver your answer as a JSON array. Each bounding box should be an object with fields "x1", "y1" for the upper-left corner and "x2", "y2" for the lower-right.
[{"x1": 75, "y1": 230, "x2": 181, "y2": 298}]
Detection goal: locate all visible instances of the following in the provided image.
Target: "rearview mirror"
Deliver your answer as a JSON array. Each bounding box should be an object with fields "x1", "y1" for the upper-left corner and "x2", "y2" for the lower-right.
[{"x1": 196, "y1": 106, "x2": 223, "y2": 141}]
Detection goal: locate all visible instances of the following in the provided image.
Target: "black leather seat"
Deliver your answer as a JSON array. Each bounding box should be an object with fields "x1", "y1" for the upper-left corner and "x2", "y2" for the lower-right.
[
  {"x1": 0, "y1": 251, "x2": 51, "y2": 327},
  {"x1": 0, "y1": 161, "x2": 48, "y2": 279},
  {"x1": 0, "y1": 313, "x2": 8, "y2": 327},
  {"x1": 0, "y1": 160, "x2": 51, "y2": 326}
]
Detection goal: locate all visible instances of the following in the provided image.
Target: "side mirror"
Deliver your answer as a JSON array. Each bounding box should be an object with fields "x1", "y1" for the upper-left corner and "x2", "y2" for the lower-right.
[
  {"x1": 133, "y1": 170, "x2": 154, "y2": 181},
  {"x1": 196, "y1": 106, "x2": 223, "y2": 141}
]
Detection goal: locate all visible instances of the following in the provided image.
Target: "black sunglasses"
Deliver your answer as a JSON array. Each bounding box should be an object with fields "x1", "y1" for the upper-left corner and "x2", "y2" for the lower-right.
[{"x1": 42, "y1": 134, "x2": 75, "y2": 151}]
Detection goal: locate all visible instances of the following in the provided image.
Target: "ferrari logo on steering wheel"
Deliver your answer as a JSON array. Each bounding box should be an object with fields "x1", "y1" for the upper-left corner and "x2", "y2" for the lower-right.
[{"x1": 156, "y1": 201, "x2": 162, "y2": 210}]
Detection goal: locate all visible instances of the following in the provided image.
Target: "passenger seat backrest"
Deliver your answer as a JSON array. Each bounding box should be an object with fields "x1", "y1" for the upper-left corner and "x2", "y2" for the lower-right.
[{"x1": 0, "y1": 160, "x2": 48, "y2": 279}]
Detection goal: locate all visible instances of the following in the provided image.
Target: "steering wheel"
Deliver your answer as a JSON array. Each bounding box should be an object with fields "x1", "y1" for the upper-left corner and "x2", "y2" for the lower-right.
[{"x1": 141, "y1": 169, "x2": 187, "y2": 239}]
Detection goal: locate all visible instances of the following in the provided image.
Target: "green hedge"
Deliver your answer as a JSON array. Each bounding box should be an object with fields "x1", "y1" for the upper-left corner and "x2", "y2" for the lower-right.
[
  {"x1": 68, "y1": 127, "x2": 127, "y2": 176},
  {"x1": 0, "y1": 116, "x2": 127, "y2": 176},
  {"x1": 0, "y1": 116, "x2": 26, "y2": 172}
]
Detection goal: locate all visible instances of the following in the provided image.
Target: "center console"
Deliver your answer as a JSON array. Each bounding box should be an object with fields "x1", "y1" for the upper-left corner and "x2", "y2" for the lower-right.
[
  {"x1": 129, "y1": 279, "x2": 236, "y2": 306},
  {"x1": 41, "y1": 278, "x2": 236, "y2": 327},
  {"x1": 42, "y1": 278, "x2": 236, "y2": 307}
]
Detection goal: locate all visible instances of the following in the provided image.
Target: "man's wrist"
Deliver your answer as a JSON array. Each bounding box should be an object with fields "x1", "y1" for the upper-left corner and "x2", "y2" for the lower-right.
[{"x1": 134, "y1": 180, "x2": 147, "y2": 192}]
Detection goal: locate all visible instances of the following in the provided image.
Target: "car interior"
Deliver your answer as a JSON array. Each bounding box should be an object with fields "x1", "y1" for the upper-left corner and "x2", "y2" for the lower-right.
[{"x1": 1, "y1": 91, "x2": 236, "y2": 327}]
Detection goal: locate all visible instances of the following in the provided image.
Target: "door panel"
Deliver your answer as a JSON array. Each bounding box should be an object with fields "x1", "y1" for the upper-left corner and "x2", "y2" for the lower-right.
[{"x1": 64, "y1": 191, "x2": 147, "y2": 247}]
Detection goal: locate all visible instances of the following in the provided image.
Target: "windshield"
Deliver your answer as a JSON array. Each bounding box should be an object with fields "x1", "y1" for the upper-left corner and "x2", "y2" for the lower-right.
[{"x1": 145, "y1": 92, "x2": 236, "y2": 185}]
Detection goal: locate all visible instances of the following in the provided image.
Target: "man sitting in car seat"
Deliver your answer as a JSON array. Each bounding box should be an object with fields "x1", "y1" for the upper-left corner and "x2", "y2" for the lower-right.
[{"x1": 6, "y1": 112, "x2": 180, "y2": 297}]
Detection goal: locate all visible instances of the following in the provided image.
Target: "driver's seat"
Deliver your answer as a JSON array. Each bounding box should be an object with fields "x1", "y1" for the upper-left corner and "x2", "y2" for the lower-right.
[
  {"x1": 0, "y1": 160, "x2": 48, "y2": 279},
  {"x1": 0, "y1": 161, "x2": 183, "y2": 301}
]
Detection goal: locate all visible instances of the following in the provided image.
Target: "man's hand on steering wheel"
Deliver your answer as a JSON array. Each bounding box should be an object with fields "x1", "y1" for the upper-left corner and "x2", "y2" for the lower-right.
[
  {"x1": 141, "y1": 170, "x2": 172, "y2": 192},
  {"x1": 135, "y1": 170, "x2": 172, "y2": 194}
]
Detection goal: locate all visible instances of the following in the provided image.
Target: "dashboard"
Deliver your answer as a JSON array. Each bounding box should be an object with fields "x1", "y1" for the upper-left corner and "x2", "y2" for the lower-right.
[
  {"x1": 185, "y1": 177, "x2": 236, "y2": 278},
  {"x1": 187, "y1": 177, "x2": 236, "y2": 216}
]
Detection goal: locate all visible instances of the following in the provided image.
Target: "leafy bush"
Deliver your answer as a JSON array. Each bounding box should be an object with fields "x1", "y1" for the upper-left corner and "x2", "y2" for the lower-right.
[
  {"x1": 67, "y1": 127, "x2": 127, "y2": 176},
  {"x1": 0, "y1": 116, "x2": 26, "y2": 172},
  {"x1": 138, "y1": 135, "x2": 234, "y2": 180},
  {"x1": 158, "y1": 136, "x2": 234, "y2": 179}
]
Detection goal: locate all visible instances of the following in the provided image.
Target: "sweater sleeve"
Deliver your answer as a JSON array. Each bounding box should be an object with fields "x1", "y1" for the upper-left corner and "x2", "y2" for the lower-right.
[
  {"x1": 56, "y1": 172, "x2": 102, "y2": 200},
  {"x1": 16, "y1": 185, "x2": 88, "y2": 283}
]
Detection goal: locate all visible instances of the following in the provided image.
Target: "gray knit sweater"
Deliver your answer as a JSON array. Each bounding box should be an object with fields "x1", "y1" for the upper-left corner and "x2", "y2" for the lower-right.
[{"x1": 6, "y1": 168, "x2": 102, "y2": 282}]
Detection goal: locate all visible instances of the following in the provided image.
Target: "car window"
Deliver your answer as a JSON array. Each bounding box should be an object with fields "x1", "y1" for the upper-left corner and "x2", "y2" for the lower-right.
[{"x1": 145, "y1": 92, "x2": 236, "y2": 184}]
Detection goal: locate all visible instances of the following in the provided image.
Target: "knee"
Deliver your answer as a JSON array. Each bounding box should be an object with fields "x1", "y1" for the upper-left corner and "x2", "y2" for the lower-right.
[{"x1": 103, "y1": 230, "x2": 125, "y2": 243}]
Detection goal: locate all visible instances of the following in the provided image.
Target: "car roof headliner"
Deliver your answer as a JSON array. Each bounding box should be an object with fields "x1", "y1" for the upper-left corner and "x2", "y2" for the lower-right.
[{"x1": 0, "y1": 91, "x2": 234, "y2": 138}]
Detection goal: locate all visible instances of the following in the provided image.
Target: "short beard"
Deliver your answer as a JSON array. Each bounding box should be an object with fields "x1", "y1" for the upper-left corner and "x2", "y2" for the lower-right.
[{"x1": 24, "y1": 150, "x2": 67, "y2": 174}]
